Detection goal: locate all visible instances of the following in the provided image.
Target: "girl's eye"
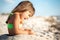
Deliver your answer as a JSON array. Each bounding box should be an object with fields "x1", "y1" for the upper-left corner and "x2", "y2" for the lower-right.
[{"x1": 29, "y1": 11, "x2": 31, "y2": 13}]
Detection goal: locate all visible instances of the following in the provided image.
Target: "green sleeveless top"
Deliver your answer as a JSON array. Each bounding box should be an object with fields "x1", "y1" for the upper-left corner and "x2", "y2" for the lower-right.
[
  {"x1": 7, "y1": 13, "x2": 14, "y2": 29},
  {"x1": 8, "y1": 24, "x2": 13, "y2": 29}
]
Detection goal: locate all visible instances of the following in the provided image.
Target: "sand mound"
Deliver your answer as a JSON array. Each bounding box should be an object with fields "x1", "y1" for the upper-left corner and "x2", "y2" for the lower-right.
[{"x1": 0, "y1": 15, "x2": 60, "y2": 40}]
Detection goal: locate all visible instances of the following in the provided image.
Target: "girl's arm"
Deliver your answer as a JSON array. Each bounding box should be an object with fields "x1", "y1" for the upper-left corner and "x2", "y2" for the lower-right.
[{"x1": 13, "y1": 12, "x2": 21, "y2": 34}]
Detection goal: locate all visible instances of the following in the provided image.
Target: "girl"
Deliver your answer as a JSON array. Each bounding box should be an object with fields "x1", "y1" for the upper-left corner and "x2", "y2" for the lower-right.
[{"x1": 6, "y1": 1, "x2": 35, "y2": 35}]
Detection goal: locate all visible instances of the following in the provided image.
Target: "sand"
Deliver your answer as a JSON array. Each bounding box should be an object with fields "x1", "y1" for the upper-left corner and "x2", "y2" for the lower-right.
[{"x1": 0, "y1": 15, "x2": 60, "y2": 40}]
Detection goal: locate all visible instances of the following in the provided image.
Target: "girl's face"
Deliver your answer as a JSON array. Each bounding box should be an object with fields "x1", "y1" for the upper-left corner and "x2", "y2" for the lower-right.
[{"x1": 21, "y1": 11, "x2": 31, "y2": 19}]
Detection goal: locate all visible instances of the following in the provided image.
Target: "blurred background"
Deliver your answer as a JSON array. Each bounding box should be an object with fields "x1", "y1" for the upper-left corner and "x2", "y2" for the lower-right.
[{"x1": 0, "y1": 0, "x2": 60, "y2": 16}]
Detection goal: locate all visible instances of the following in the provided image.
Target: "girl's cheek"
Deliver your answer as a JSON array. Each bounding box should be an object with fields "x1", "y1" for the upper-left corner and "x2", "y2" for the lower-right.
[{"x1": 21, "y1": 14, "x2": 27, "y2": 18}]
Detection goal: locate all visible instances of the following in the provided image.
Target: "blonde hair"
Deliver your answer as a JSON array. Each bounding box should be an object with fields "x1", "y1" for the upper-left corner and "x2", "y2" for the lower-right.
[{"x1": 12, "y1": 1, "x2": 35, "y2": 17}]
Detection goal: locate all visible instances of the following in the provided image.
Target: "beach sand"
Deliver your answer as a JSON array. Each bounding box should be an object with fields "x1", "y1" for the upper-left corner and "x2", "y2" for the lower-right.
[{"x1": 0, "y1": 15, "x2": 60, "y2": 40}]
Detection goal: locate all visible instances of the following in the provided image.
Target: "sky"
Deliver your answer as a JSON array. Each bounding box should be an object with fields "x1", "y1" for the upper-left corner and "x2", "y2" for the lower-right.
[{"x1": 0, "y1": 0, "x2": 60, "y2": 16}]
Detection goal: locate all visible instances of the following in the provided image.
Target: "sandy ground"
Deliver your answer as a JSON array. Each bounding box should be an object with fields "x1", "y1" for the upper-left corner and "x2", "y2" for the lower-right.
[{"x1": 0, "y1": 15, "x2": 60, "y2": 40}]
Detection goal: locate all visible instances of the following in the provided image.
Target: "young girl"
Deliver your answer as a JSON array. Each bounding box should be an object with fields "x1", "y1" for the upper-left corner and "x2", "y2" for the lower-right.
[{"x1": 6, "y1": 1, "x2": 35, "y2": 35}]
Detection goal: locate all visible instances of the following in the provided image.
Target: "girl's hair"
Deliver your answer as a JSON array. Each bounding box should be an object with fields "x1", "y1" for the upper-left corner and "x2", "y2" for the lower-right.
[{"x1": 12, "y1": 1, "x2": 35, "y2": 16}]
